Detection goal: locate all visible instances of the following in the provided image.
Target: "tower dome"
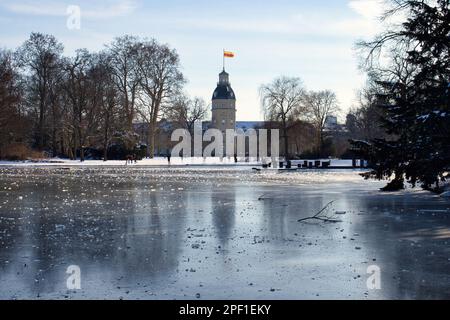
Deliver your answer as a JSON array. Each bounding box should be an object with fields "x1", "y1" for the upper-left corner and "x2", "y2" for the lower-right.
[{"x1": 212, "y1": 71, "x2": 236, "y2": 100}]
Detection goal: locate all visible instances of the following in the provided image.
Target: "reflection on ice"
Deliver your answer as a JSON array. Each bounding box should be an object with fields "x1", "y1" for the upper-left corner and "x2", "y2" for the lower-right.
[{"x1": 0, "y1": 167, "x2": 449, "y2": 299}]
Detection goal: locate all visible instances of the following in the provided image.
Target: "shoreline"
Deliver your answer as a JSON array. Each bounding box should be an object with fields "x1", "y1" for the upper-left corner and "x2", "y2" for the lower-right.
[{"x1": 0, "y1": 158, "x2": 363, "y2": 169}]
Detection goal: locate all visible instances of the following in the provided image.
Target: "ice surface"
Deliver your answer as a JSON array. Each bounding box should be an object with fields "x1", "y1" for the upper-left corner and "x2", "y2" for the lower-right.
[{"x1": 0, "y1": 167, "x2": 449, "y2": 300}]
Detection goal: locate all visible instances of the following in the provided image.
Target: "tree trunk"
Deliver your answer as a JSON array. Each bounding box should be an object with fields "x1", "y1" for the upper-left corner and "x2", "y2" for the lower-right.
[
  {"x1": 148, "y1": 121, "x2": 156, "y2": 159},
  {"x1": 80, "y1": 146, "x2": 85, "y2": 162},
  {"x1": 127, "y1": 110, "x2": 133, "y2": 133},
  {"x1": 52, "y1": 127, "x2": 57, "y2": 157},
  {"x1": 319, "y1": 129, "x2": 323, "y2": 158},
  {"x1": 103, "y1": 141, "x2": 108, "y2": 161},
  {"x1": 59, "y1": 136, "x2": 64, "y2": 157},
  {"x1": 78, "y1": 130, "x2": 84, "y2": 162},
  {"x1": 38, "y1": 99, "x2": 45, "y2": 150},
  {"x1": 103, "y1": 118, "x2": 109, "y2": 162},
  {"x1": 282, "y1": 120, "x2": 289, "y2": 160},
  {"x1": 128, "y1": 90, "x2": 136, "y2": 131},
  {"x1": 72, "y1": 131, "x2": 77, "y2": 160}
]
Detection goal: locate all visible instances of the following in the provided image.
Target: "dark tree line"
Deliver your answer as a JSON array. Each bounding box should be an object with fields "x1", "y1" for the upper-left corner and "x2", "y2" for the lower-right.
[
  {"x1": 0, "y1": 33, "x2": 206, "y2": 161},
  {"x1": 354, "y1": 0, "x2": 450, "y2": 191},
  {"x1": 0, "y1": 50, "x2": 28, "y2": 159}
]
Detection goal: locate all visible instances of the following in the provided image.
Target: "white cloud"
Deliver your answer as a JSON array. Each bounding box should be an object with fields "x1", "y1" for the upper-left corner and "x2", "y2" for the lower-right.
[
  {"x1": 348, "y1": 0, "x2": 384, "y2": 20},
  {"x1": 347, "y1": 0, "x2": 406, "y2": 35}
]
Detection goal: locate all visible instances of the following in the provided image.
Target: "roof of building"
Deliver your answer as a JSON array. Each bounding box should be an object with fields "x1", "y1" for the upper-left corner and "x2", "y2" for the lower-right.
[
  {"x1": 212, "y1": 84, "x2": 236, "y2": 100},
  {"x1": 235, "y1": 121, "x2": 265, "y2": 130}
]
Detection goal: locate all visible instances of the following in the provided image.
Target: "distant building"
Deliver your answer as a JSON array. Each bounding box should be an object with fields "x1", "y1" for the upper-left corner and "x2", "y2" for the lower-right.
[
  {"x1": 235, "y1": 121, "x2": 266, "y2": 131},
  {"x1": 134, "y1": 67, "x2": 265, "y2": 155},
  {"x1": 203, "y1": 121, "x2": 265, "y2": 132},
  {"x1": 324, "y1": 115, "x2": 347, "y2": 132}
]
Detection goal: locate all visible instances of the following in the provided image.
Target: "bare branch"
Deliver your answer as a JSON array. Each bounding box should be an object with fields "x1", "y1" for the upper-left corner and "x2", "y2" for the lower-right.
[{"x1": 297, "y1": 201, "x2": 342, "y2": 223}]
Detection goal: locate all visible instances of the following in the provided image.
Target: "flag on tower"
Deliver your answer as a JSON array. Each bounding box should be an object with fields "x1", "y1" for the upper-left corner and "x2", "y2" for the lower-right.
[{"x1": 224, "y1": 51, "x2": 235, "y2": 58}]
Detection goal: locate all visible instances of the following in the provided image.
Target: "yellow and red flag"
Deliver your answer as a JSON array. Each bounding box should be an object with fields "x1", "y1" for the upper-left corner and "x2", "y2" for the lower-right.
[{"x1": 224, "y1": 51, "x2": 235, "y2": 58}]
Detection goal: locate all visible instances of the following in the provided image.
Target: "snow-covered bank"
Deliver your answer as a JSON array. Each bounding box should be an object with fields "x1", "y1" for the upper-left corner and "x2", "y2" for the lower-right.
[
  {"x1": 0, "y1": 157, "x2": 356, "y2": 167},
  {"x1": 0, "y1": 157, "x2": 258, "y2": 167}
]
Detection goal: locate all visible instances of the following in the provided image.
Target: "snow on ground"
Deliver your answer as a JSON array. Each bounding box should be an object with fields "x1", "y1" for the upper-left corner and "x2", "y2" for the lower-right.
[{"x1": 0, "y1": 157, "x2": 356, "y2": 167}]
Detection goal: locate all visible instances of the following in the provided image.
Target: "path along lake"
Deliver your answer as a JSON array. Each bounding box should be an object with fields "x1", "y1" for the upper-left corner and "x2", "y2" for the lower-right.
[{"x1": 0, "y1": 166, "x2": 449, "y2": 299}]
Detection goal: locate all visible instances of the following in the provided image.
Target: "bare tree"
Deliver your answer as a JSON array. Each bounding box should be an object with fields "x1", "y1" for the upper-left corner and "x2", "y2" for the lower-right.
[
  {"x1": 303, "y1": 90, "x2": 340, "y2": 157},
  {"x1": 347, "y1": 86, "x2": 385, "y2": 142},
  {"x1": 106, "y1": 35, "x2": 141, "y2": 131},
  {"x1": 260, "y1": 76, "x2": 305, "y2": 160},
  {"x1": 2, "y1": 32, "x2": 191, "y2": 161},
  {"x1": 136, "y1": 39, "x2": 185, "y2": 158},
  {"x1": 92, "y1": 54, "x2": 120, "y2": 161},
  {"x1": 15, "y1": 33, "x2": 64, "y2": 150},
  {"x1": 62, "y1": 49, "x2": 101, "y2": 162},
  {"x1": 47, "y1": 58, "x2": 66, "y2": 157},
  {"x1": 0, "y1": 49, "x2": 26, "y2": 158},
  {"x1": 348, "y1": 44, "x2": 416, "y2": 144},
  {"x1": 166, "y1": 95, "x2": 208, "y2": 133}
]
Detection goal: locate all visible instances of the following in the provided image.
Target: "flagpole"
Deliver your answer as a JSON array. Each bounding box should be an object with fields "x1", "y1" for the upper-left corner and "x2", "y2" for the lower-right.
[{"x1": 223, "y1": 49, "x2": 225, "y2": 71}]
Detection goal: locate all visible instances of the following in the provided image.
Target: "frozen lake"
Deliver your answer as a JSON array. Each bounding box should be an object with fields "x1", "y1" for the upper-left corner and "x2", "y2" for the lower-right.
[{"x1": 0, "y1": 166, "x2": 449, "y2": 299}]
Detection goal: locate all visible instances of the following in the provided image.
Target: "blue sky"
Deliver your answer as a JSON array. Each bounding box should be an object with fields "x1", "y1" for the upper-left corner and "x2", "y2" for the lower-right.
[{"x1": 0, "y1": 0, "x2": 387, "y2": 121}]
